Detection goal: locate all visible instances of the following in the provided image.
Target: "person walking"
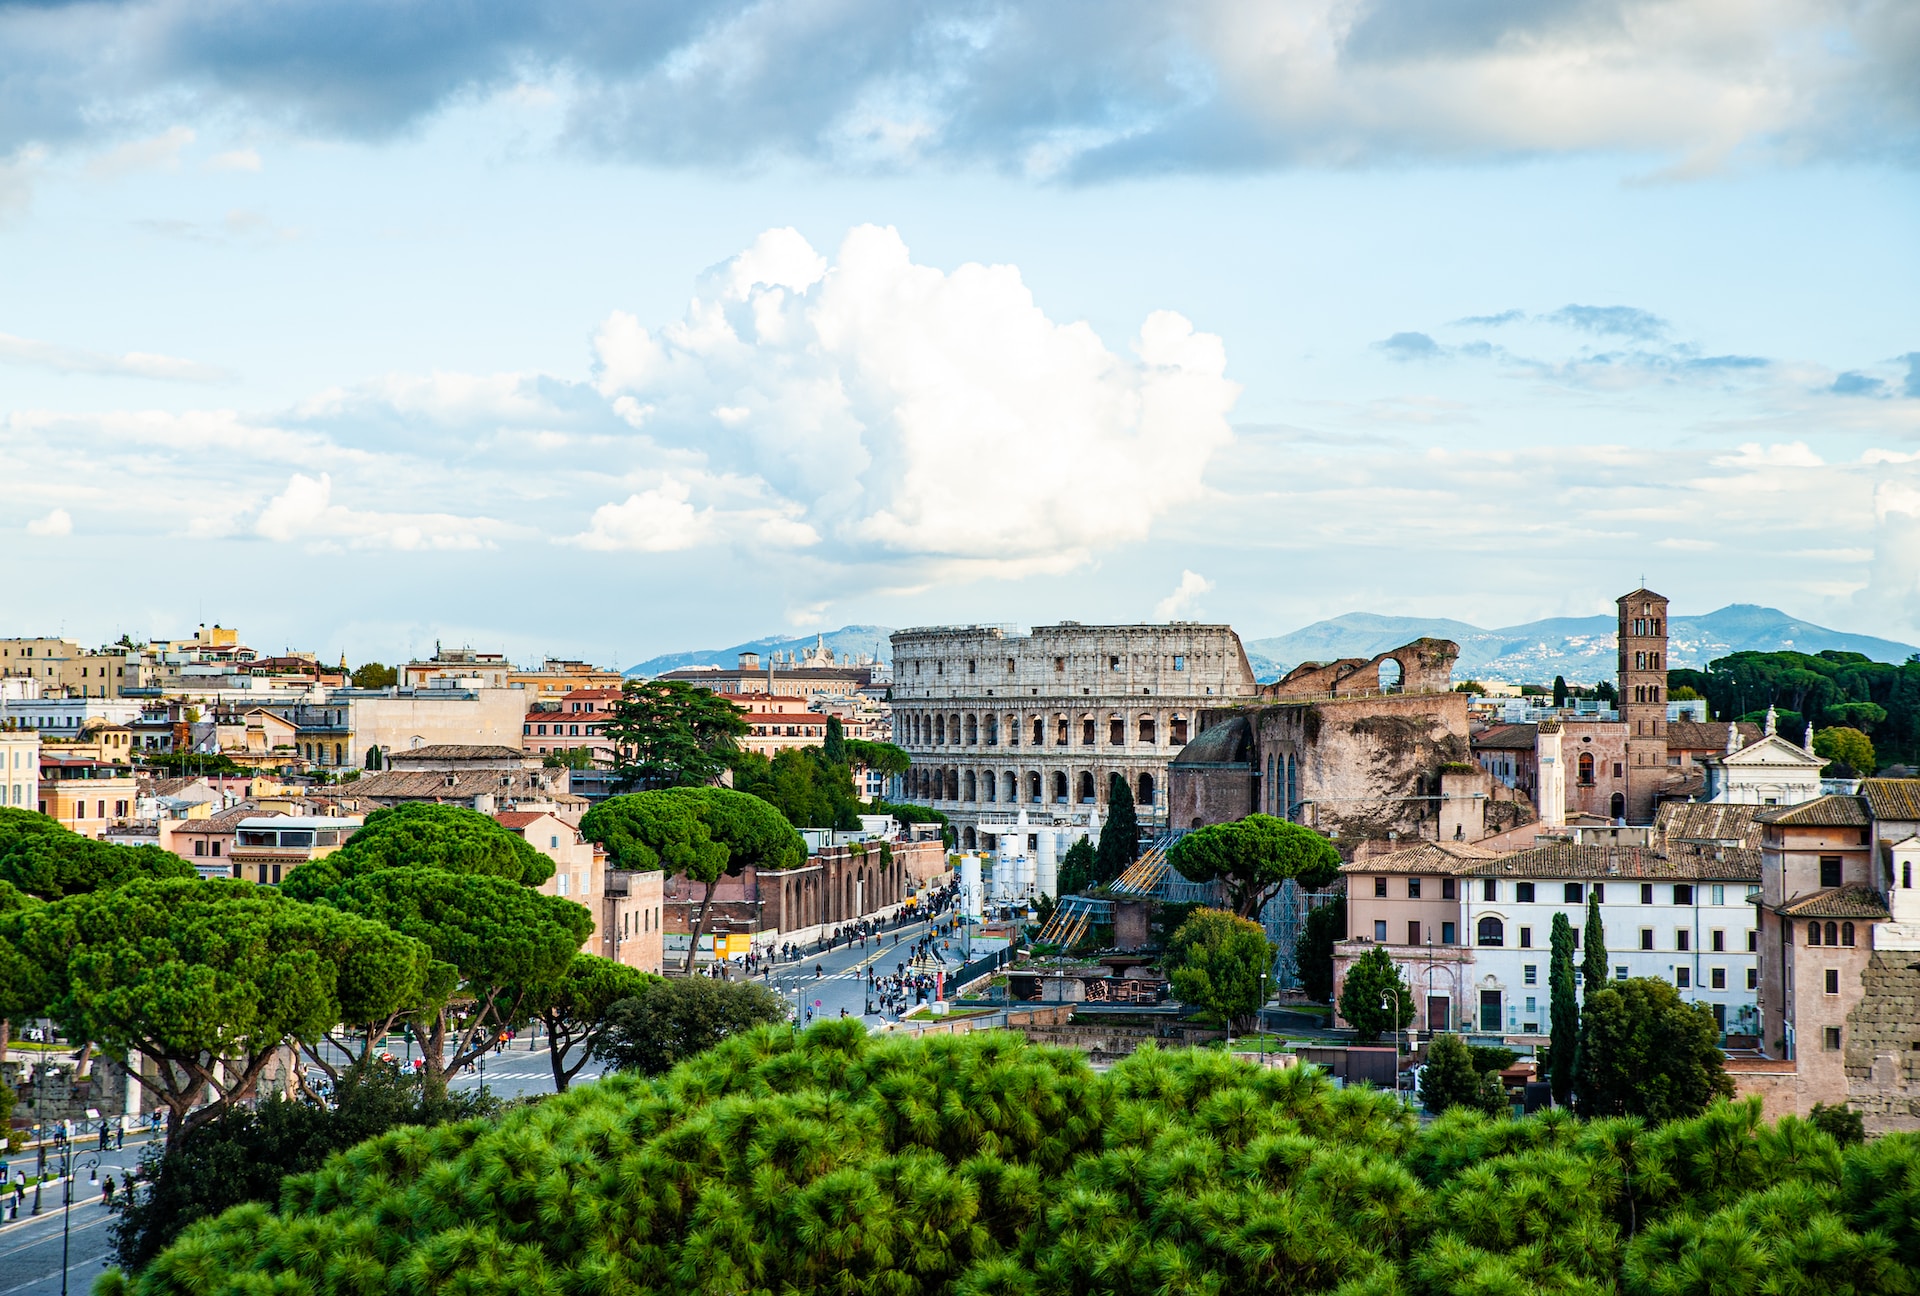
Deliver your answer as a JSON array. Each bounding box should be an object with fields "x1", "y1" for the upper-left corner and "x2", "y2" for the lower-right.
[{"x1": 102, "y1": 1175, "x2": 116, "y2": 1209}]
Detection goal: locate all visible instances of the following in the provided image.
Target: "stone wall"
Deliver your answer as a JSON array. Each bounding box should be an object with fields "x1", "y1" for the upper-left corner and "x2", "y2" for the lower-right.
[{"x1": 1845, "y1": 950, "x2": 1920, "y2": 1133}]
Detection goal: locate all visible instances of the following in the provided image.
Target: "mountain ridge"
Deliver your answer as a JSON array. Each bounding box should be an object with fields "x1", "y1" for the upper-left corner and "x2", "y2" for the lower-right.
[{"x1": 628, "y1": 605, "x2": 1917, "y2": 684}]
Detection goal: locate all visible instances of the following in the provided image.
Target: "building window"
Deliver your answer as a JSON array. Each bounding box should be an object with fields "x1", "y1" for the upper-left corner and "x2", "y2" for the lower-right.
[
  {"x1": 1825, "y1": 968, "x2": 1841, "y2": 995},
  {"x1": 1748, "y1": 929, "x2": 1758, "y2": 952},
  {"x1": 1711, "y1": 967, "x2": 1726, "y2": 989},
  {"x1": 1441, "y1": 922, "x2": 1456, "y2": 944},
  {"x1": 1842, "y1": 922, "x2": 1855, "y2": 946},
  {"x1": 1563, "y1": 883, "x2": 1583, "y2": 904},
  {"x1": 1408, "y1": 921, "x2": 1421, "y2": 945},
  {"x1": 1676, "y1": 930, "x2": 1690, "y2": 952},
  {"x1": 1407, "y1": 877, "x2": 1422, "y2": 899},
  {"x1": 1520, "y1": 927, "x2": 1532, "y2": 948},
  {"x1": 1710, "y1": 929, "x2": 1725, "y2": 952},
  {"x1": 1641, "y1": 883, "x2": 1654, "y2": 905},
  {"x1": 1375, "y1": 877, "x2": 1388, "y2": 898},
  {"x1": 1615, "y1": 965, "x2": 1628, "y2": 981},
  {"x1": 1476, "y1": 916, "x2": 1504, "y2": 947},
  {"x1": 1524, "y1": 964, "x2": 1537, "y2": 985},
  {"x1": 1442, "y1": 878, "x2": 1456, "y2": 900},
  {"x1": 1640, "y1": 928, "x2": 1654, "y2": 950},
  {"x1": 1173, "y1": 655, "x2": 1186, "y2": 670},
  {"x1": 1674, "y1": 884, "x2": 1694, "y2": 905},
  {"x1": 1374, "y1": 920, "x2": 1388, "y2": 941},
  {"x1": 1676, "y1": 968, "x2": 1690, "y2": 988},
  {"x1": 211, "y1": 841, "x2": 220, "y2": 856},
  {"x1": 1516, "y1": 882, "x2": 1535, "y2": 902},
  {"x1": 1747, "y1": 968, "x2": 1758, "y2": 990},
  {"x1": 194, "y1": 840, "x2": 206, "y2": 856},
  {"x1": 1594, "y1": 883, "x2": 1605, "y2": 903},
  {"x1": 1820, "y1": 856, "x2": 1842, "y2": 888},
  {"x1": 1824, "y1": 1026, "x2": 1842, "y2": 1051},
  {"x1": 1483, "y1": 879, "x2": 1497, "y2": 902},
  {"x1": 1711, "y1": 884, "x2": 1725, "y2": 906}
]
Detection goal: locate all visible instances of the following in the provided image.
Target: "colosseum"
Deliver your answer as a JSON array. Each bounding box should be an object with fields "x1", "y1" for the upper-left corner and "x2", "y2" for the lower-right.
[{"x1": 889, "y1": 623, "x2": 1260, "y2": 849}]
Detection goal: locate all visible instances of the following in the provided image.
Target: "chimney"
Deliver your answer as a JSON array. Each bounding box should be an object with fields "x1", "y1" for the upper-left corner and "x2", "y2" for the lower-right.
[{"x1": 473, "y1": 792, "x2": 495, "y2": 815}]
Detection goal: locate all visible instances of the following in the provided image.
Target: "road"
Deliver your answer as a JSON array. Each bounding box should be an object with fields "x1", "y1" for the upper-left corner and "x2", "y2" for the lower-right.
[
  {"x1": 0, "y1": 912, "x2": 974, "y2": 1294},
  {"x1": 0, "y1": 1133, "x2": 159, "y2": 1296}
]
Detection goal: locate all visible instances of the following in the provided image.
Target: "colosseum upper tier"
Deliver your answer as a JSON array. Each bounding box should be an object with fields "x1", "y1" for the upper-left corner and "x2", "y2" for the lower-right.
[{"x1": 888, "y1": 623, "x2": 1260, "y2": 849}]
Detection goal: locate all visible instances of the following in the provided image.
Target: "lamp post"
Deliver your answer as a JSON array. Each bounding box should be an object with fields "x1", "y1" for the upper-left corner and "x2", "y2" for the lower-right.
[{"x1": 58, "y1": 1142, "x2": 101, "y2": 1296}]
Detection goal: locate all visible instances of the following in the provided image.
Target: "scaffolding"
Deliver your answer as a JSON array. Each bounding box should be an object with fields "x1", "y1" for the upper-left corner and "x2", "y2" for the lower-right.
[{"x1": 1260, "y1": 880, "x2": 1341, "y2": 992}]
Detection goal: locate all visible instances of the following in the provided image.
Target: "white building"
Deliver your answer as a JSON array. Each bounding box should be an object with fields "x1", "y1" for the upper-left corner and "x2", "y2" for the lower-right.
[
  {"x1": 1, "y1": 729, "x2": 40, "y2": 812},
  {"x1": 1701, "y1": 709, "x2": 1826, "y2": 807},
  {"x1": 2, "y1": 696, "x2": 144, "y2": 735}
]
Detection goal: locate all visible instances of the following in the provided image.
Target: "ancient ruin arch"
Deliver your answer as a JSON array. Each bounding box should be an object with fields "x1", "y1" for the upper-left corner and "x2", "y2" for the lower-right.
[
  {"x1": 965, "y1": 714, "x2": 978, "y2": 745},
  {"x1": 1052, "y1": 771, "x2": 1068, "y2": 803},
  {"x1": 1078, "y1": 771, "x2": 1096, "y2": 803},
  {"x1": 934, "y1": 715, "x2": 946, "y2": 745},
  {"x1": 963, "y1": 770, "x2": 977, "y2": 801},
  {"x1": 1027, "y1": 771, "x2": 1042, "y2": 803},
  {"x1": 1137, "y1": 772, "x2": 1155, "y2": 806},
  {"x1": 1378, "y1": 658, "x2": 1403, "y2": 693},
  {"x1": 1609, "y1": 792, "x2": 1626, "y2": 820}
]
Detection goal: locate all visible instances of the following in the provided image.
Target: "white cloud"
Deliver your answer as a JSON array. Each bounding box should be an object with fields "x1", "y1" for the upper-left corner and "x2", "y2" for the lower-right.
[
  {"x1": 590, "y1": 224, "x2": 1239, "y2": 576},
  {"x1": 1154, "y1": 569, "x2": 1214, "y2": 620},
  {"x1": 25, "y1": 508, "x2": 72, "y2": 537},
  {"x1": 207, "y1": 148, "x2": 262, "y2": 172},
  {"x1": 567, "y1": 478, "x2": 714, "y2": 553},
  {"x1": 0, "y1": 333, "x2": 229, "y2": 382},
  {"x1": 250, "y1": 472, "x2": 507, "y2": 551},
  {"x1": 87, "y1": 127, "x2": 195, "y2": 179}
]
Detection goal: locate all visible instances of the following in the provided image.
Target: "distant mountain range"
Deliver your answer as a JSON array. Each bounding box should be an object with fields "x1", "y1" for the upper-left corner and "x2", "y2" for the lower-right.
[
  {"x1": 1243, "y1": 605, "x2": 1919, "y2": 684},
  {"x1": 630, "y1": 605, "x2": 1917, "y2": 685},
  {"x1": 627, "y1": 625, "x2": 896, "y2": 676}
]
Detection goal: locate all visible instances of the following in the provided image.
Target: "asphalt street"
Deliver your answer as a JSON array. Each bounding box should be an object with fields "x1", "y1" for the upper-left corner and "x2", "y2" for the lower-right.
[{"x1": 0, "y1": 1133, "x2": 160, "y2": 1296}]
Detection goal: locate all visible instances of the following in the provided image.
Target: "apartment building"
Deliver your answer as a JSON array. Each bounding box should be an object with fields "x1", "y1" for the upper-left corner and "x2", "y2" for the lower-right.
[{"x1": 1, "y1": 729, "x2": 39, "y2": 812}]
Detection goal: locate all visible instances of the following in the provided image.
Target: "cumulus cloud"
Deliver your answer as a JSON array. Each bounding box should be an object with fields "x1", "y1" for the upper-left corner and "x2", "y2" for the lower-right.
[
  {"x1": 248, "y1": 472, "x2": 508, "y2": 551},
  {"x1": 1831, "y1": 371, "x2": 1888, "y2": 398},
  {"x1": 567, "y1": 478, "x2": 714, "y2": 553},
  {"x1": 1153, "y1": 570, "x2": 1214, "y2": 620},
  {"x1": 25, "y1": 508, "x2": 72, "y2": 537},
  {"x1": 587, "y1": 224, "x2": 1238, "y2": 575},
  {"x1": 1375, "y1": 331, "x2": 1442, "y2": 361},
  {"x1": 0, "y1": 2, "x2": 1914, "y2": 176},
  {"x1": 1546, "y1": 305, "x2": 1667, "y2": 340},
  {"x1": 0, "y1": 332, "x2": 230, "y2": 382}
]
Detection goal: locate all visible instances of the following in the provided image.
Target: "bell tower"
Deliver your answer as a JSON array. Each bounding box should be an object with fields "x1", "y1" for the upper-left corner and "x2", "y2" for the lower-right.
[{"x1": 1616, "y1": 587, "x2": 1670, "y2": 824}]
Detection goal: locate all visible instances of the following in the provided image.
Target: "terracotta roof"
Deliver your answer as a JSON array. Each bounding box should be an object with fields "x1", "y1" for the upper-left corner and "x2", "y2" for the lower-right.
[
  {"x1": 1340, "y1": 841, "x2": 1498, "y2": 875},
  {"x1": 1655, "y1": 802, "x2": 1762, "y2": 848},
  {"x1": 1861, "y1": 779, "x2": 1920, "y2": 822},
  {"x1": 174, "y1": 803, "x2": 293, "y2": 833},
  {"x1": 341, "y1": 769, "x2": 574, "y2": 803},
  {"x1": 1470, "y1": 842, "x2": 1761, "y2": 881},
  {"x1": 494, "y1": 810, "x2": 558, "y2": 829},
  {"x1": 387, "y1": 744, "x2": 530, "y2": 761},
  {"x1": 1472, "y1": 724, "x2": 1538, "y2": 751},
  {"x1": 1776, "y1": 885, "x2": 1891, "y2": 920},
  {"x1": 560, "y1": 688, "x2": 621, "y2": 700},
  {"x1": 1667, "y1": 720, "x2": 1762, "y2": 751},
  {"x1": 1755, "y1": 796, "x2": 1870, "y2": 828}
]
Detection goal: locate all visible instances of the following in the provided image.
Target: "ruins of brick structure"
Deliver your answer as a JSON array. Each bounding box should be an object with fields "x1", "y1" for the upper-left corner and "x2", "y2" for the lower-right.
[{"x1": 1169, "y1": 637, "x2": 1535, "y2": 855}]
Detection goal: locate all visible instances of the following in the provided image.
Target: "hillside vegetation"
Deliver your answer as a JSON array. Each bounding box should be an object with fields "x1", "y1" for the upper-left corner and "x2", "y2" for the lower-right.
[{"x1": 111, "y1": 1025, "x2": 1920, "y2": 1296}]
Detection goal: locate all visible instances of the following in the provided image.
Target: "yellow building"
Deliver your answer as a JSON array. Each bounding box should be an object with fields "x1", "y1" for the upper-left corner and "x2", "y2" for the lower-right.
[
  {"x1": 510, "y1": 659, "x2": 627, "y2": 703},
  {"x1": 37, "y1": 767, "x2": 139, "y2": 839},
  {"x1": 0, "y1": 638, "x2": 146, "y2": 698},
  {"x1": 226, "y1": 815, "x2": 362, "y2": 885}
]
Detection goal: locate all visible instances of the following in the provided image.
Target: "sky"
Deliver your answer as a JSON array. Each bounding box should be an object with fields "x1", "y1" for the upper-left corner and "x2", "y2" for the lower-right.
[{"x1": 3, "y1": 0, "x2": 1918, "y2": 668}]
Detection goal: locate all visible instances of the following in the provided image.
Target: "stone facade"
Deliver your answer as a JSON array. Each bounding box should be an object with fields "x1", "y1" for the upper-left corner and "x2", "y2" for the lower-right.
[
  {"x1": 890, "y1": 623, "x2": 1258, "y2": 849},
  {"x1": 659, "y1": 837, "x2": 945, "y2": 949}
]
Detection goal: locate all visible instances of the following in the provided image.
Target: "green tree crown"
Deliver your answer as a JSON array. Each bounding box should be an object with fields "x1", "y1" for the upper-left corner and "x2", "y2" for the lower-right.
[
  {"x1": 1339, "y1": 944, "x2": 1413, "y2": 1043},
  {"x1": 1168, "y1": 814, "x2": 1341, "y2": 919},
  {"x1": 1164, "y1": 907, "x2": 1275, "y2": 1028},
  {"x1": 604, "y1": 679, "x2": 749, "y2": 791},
  {"x1": 1574, "y1": 976, "x2": 1735, "y2": 1121},
  {"x1": 283, "y1": 802, "x2": 553, "y2": 902}
]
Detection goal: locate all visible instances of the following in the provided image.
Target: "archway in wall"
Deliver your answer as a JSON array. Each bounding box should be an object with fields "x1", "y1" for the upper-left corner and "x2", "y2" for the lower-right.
[
  {"x1": 1027, "y1": 771, "x2": 1042, "y2": 803},
  {"x1": 1078, "y1": 771, "x2": 1096, "y2": 803},
  {"x1": 1137, "y1": 772, "x2": 1155, "y2": 806},
  {"x1": 963, "y1": 770, "x2": 976, "y2": 801},
  {"x1": 1610, "y1": 792, "x2": 1626, "y2": 821},
  {"x1": 1052, "y1": 771, "x2": 1068, "y2": 803},
  {"x1": 962, "y1": 826, "x2": 976, "y2": 849},
  {"x1": 1379, "y1": 658, "x2": 1403, "y2": 693}
]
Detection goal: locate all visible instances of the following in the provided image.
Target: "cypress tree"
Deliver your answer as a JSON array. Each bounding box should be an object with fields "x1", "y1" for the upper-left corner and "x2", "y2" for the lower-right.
[
  {"x1": 1547, "y1": 912, "x2": 1578, "y2": 1106},
  {"x1": 823, "y1": 715, "x2": 847, "y2": 766},
  {"x1": 1581, "y1": 892, "x2": 1608, "y2": 999},
  {"x1": 1552, "y1": 675, "x2": 1569, "y2": 707},
  {"x1": 1095, "y1": 773, "x2": 1139, "y2": 884}
]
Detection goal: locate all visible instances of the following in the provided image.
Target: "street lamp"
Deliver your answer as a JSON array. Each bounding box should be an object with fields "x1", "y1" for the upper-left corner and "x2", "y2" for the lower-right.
[{"x1": 57, "y1": 1140, "x2": 102, "y2": 1296}]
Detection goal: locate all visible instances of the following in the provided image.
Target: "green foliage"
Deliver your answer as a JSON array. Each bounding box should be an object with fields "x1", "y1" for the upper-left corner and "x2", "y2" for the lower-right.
[
  {"x1": 1454, "y1": 679, "x2": 1487, "y2": 693},
  {"x1": 1809, "y1": 1101, "x2": 1866, "y2": 1147},
  {"x1": 118, "y1": 1029, "x2": 1920, "y2": 1296},
  {"x1": 846, "y1": 738, "x2": 911, "y2": 776},
  {"x1": 871, "y1": 799, "x2": 955, "y2": 847},
  {"x1": 109, "y1": 1061, "x2": 494, "y2": 1272},
  {"x1": 1340, "y1": 944, "x2": 1414, "y2": 1043},
  {"x1": 1164, "y1": 908, "x2": 1275, "y2": 1028},
  {"x1": 1575, "y1": 978, "x2": 1735, "y2": 1121},
  {"x1": 824, "y1": 714, "x2": 847, "y2": 765},
  {"x1": 728, "y1": 745, "x2": 864, "y2": 830},
  {"x1": 283, "y1": 801, "x2": 553, "y2": 900},
  {"x1": 541, "y1": 745, "x2": 600, "y2": 770},
  {"x1": 593, "y1": 976, "x2": 789, "y2": 1075},
  {"x1": 11, "y1": 878, "x2": 436, "y2": 1142},
  {"x1": 0, "y1": 807, "x2": 196, "y2": 899},
  {"x1": 583, "y1": 788, "x2": 806, "y2": 971},
  {"x1": 1094, "y1": 772, "x2": 1139, "y2": 883},
  {"x1": 1812, "y1": 725, "x2": 1876, "y2": 776},
  {"x1": 348, "y1": 661, "x2": 397, "y2": 689},
  {"x1": 132, "y1": 750, "x2": 248, "y2": 775},
  {"x1": 1169, "y1": 814, "x2": 1342, "y2": 919},
  {"x1": 1553, "y1": 675, "x2": 1569, "y2": 706},
  {"x1": 1582, "y1": 893, "x2": 1608, "y2": 1000},
  {"x1": 1055, "y1": 837, "x2": 1096, "y2": 896},
  {"x1": 1548, "y1": 911, "x2": 1579, "y2": 1106},
  {"x1": 1668, "y1": 684, "x2": 1703, "y2": 701},
  {"x1": 1297, "y1": 893, "x2": 1344, "y2": 1003},
  {"x1": 1685, "y1": 647, "x2": 1920, "y2": 767},
  {"x1": 1420, "y1": 1032, "x2": 1505, "y2": 1115},
  {"x1": 1468, "y1": 1045, "x2": 1518, "y2": 1074},
  {"x1": 520, "y1": 953, "x2": 660, "y2": 1091},
  {"x1": 314, "y1": 867, "x2": 594, "y2": 1096},
  {"x1": 604, "y1": 678, "x2": 749, "y2": 790}
]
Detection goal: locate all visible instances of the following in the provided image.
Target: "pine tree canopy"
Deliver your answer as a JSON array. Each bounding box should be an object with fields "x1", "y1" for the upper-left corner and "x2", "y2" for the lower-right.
[{"x1": 106, "y1": 1027, "x2": 1920, "y2": 1296}]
